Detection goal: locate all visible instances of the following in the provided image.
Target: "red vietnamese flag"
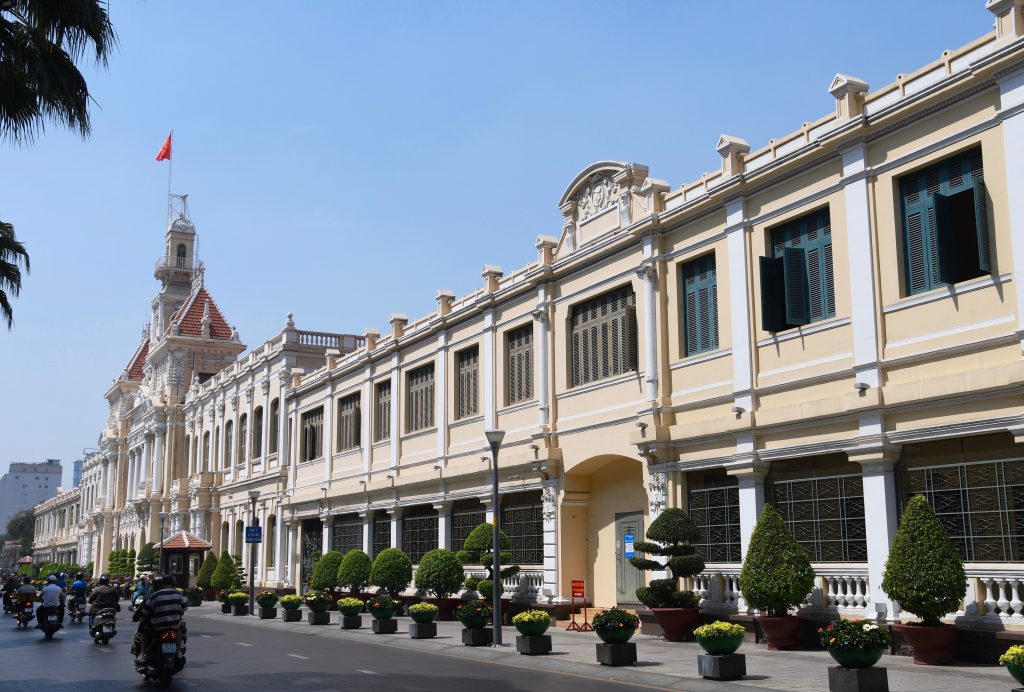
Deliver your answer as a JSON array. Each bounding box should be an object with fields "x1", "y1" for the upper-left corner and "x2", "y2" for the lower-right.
[{"x1": 155, "y1": 132, "x2": 172, "y2": 161}]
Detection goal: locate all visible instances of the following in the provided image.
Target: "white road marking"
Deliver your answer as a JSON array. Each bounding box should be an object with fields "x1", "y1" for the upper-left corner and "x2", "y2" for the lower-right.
[
  {"x1": 236, "y1": 642, "x2": 254, "y2": 647},
  {"x1": 357, "y1": 670, "x2": 383, "y2": 676},
  {"x1": 200, "y1": 634, "x2": 213, "y2": 638},
  {"x1": 287, "y1": 653, "x2": 310, "y2": 660}
]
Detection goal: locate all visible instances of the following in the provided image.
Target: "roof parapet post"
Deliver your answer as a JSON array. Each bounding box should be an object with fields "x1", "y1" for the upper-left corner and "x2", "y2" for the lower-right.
[
  {"x1": 829, "y1": 74, "x2": 870, "y2": 121},
  {"x1": 716, "y1": 135, "x2": 751, "y2": 179},
  {"x1": 363, "y1": 327, "x2": 380, "y2": 352},
  {"x1": 481, "y1": 265, "x2": 504, "y2": 293},
  {"x1": 436, "y1": 289, "x2": 455, "y2": 316},
  {"x1": 535, "y1": 236, "x2": 558, "y2": 266},
  {"x1": 389, "y1": 313, "x2": 409, "y2": 340},
  {"x1": 989, "y1": 0, "x2": 1024, "y2": 41}
]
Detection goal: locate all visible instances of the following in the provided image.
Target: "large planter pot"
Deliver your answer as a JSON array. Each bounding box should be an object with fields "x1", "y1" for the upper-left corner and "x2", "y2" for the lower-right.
[
  {"x1": 829, "y1": 647, "x2": 884, "y2": 669},
  {"x1": 186, "y1": 595, "x2": 202, "y2": 607},
  {"x1": 649, "y1": 607, "x2": 700, "y2": 642},
  {"x1": 258, "y1": 606, "x2": 278, "y2": 620},
  {"x1": 282, "y1": 608, "x2": 302, "y2": 622},
  {"x1": 1008, "y1": 663, "x2": 1024, "y2": 686},
  {"x1": 696, "y1": 633, "x2": 745, "y2": 656},
  {"x1": 370, "y1": 608, "x2": 396, "y2": 620},
  {"x1": 220, "y1": 603, "x2": 232, "y2": 614},
  {"x1": 232, "y1": 604, "x2": 249, "y2": 616},
  {"x1": 461, "y1": 615, "x2": 490, "y2": 630},
  {"x1": 428, "y1": 598, "x2": 462, "y2": 621},
  {"x1": 514, "y1": 619, "x2": 551, "y2": 637},
  {"x1": 596, "y1": 627, "x2": 636, "y2": 645},
  {"x1": 410, "y1": 610, "x2": 437, "y2": 624},
  {"x1": 757, "y1": 616, "x2": 803, "y2": 651},
  {"x1": 894, "y1": 623, "x2": 957, "y2": 665}
]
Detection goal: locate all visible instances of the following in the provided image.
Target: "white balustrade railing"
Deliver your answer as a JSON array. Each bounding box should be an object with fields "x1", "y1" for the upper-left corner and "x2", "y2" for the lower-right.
[
  {"x1": 465, "y1": 568, "x2": 545, "y2": 601},
  {"x1": 691, "y1": 565, "x2": 872, "y2": 617},
  {"x1": 963, "y1": 569, "x2": 1024, "y2": 623}
]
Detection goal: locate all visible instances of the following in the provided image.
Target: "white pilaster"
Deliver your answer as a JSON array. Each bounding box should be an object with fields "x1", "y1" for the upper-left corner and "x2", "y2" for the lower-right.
[
  {"x1": 361, "y1": 366, "x2": 372, "y2": 475},
  {"x1": 436, "y1": 332, "x2": 448, "y2": 463},
  {"x1": 390, "y1": 354, "x2": 400, "y2": 469},
  {"x1": 360, "y1": 511, "x2": 373, "y2": 554},
  {"x1": 434, "y1": 502, "x2": 451, "y2": 550},
  {"x1": 257, "y1": 505, "x2": 267, "y2": 585},
  {"x1": 152, "y1": 426, "x2": 165, "y2": 494},
  {"x1": 483, "y1": 309, "x2": 496, "y2": 428},
  {"x1": 639, "y1": 234, "x2": 659, "y2": 403},
  {"x1": 541, "y1": 482, "x2": 558, "y2": 602},
  {"x1": 852, "y1": 449, "x2": 901, "y2": 621},
  {"x1": 141, "y1": 435, "x2": 152, "y2": 487},
  {"x1": 999, "y1": 66, "x2": 1024, "y2": 353},
  {"x1": 323, "y1": 384, "x2": 335, "y2": 482},
  {"x1": 726, "y1": 198, "x2": 754, "y2": 411},
  {"x1": 389, "y1": 508, "x2": 403, "y2": 550},
  {"x1": 534, "y1": 285, "x2": 551, "y2": 427},
  {"x1": 322, "y1": 515, "x2": 333, "y2": 556}
]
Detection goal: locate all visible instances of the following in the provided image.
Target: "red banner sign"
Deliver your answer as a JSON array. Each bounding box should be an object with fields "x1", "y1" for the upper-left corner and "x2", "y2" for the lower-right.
[{"x1": 571, "y1": 579, "x2": 585, "y2": 598}]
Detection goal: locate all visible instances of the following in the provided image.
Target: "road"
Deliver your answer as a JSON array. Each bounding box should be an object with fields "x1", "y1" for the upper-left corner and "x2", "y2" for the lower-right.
[{"x1": 0, "y1": 607, "x2": 663, "y2": 692}]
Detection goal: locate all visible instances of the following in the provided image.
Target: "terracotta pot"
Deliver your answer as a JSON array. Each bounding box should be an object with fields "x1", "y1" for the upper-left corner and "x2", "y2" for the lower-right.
[
  {"x1": 649, "y1": 607, "x2": 700, "y2": 642},
  {"x1": 757, "y1": 616, "x2": 803, "y2": 650},
  {"x1": 894, "y1": 623, "x2": 957, "y2": 665}
]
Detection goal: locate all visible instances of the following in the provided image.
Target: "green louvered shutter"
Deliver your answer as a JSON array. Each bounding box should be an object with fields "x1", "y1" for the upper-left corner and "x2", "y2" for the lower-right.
[
  {"x1": 682, "y1": 254, "x2": 718, "y2": 355},
  {"x1": 760, "y1": 256, "x2": 787, "y2": 332},
  {"x1": 783, "y1": 246, "x2": 810, "y2": 326},
  {"x1": 974, "y1": 175, "x2": 991, "y2": 273},
  {"x1": 934, "y1": 192, "x2": 958, "y2": 285}
]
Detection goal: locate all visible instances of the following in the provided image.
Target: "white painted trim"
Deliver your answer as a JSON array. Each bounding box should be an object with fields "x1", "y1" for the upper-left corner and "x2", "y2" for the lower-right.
[
  {"x1": 669, "y1": 347, "x2": 731, "y2": 371},
  {"x1": 448, "y1": 414, "x2": 484, "y2": 430},
  {"x1": 884, "y1": 315, "x2": 1015, "y2": 350},
  {"x1": 496, "y1": 400, "x2": 537, "y2": 417},
  {"x1": 554, "y1": 371, "x2": 643, "y2": 400},
  {"x1": 399, "y1": 427, "x2": 436, "y2": 443},
  {"x1": 882, "y1": 274, "x2": 1012, "y2": 314},
  {"x1": 556, "y1": 401, "x2": 643, "y2": 426},
  {"x1": 757, "y1": 352, "x2": 853, "y2": 380},
  {"x1": 885, "y1": 414, "x2": 1024, "y2": 443},
  {"x1": 756, "y1": 317, "x2": 851, "y2": 348},
  {"x1": 669, "y1": 380, "x2": 733, "y2": 399}
]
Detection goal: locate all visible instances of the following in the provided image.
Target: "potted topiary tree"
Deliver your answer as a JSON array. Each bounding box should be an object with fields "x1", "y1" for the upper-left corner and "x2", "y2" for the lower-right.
[
  {"x1": 337, "y1": 549, "x2": 372, "y2": 602},
  {"x1": 881, "y1": 494, "x2": 966, "y2": 665},
  {"x1": 211, "y1": 550, "x2": 239, "y2": 614},
  {"x1": 456, "y1": 523, "x2": 519, "y2": 621},
  {"x1": 414, "y1": 548, "x2": 465, "y2": 620},
  {"x1": 629, "y1": 508, "x2": 705, "y2": 642},
  {"x1": 196, "y1": 553, "x2": 218, "y2": 600},
  {"x1": 136, "y1": 543, "x2": 158, "y2": 575},
  {"x1": 737, "y1": 505, "x2": 815, "y2": 650},
  {"x1": 369, "y1": 548, "x2": 413, "y2": 601},
  {"x1": 310, "y1": 551, "x2": 344, "y2": 607}
]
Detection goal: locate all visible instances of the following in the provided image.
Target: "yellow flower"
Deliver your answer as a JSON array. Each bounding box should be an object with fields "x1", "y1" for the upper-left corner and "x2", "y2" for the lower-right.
[{"x1": 829, "y1": 637, "x2": 836, "y2": 645}]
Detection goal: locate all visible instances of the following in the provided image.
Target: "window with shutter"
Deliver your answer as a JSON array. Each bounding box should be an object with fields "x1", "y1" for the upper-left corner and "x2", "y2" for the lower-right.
[
  {"x1": 300, "y1": 406, "x2": 324, "y2": 462},
  {"x1": 252, "y1": 406, "x2": 263, "y2": 459},
  {"x1": 269, "y1": 398, "x2": 280, "y2": 453},
  {"x1": 336, "y1": 393, "x2": 360, "y2": 450},
  {"x1": 406, "y1": 364, "x2": 435, "y2": 432},
  {"x1": 506, "y1": 324, "x2": 534, "y2": 405},
  {"x1": 238, "y1": 414, "x2": 247, "y2": 465},
  {"x1": 224, "y1": 421, "x2": 233, "y2": 468},
  {"x1": 900, "y1": 147, "x2": 989, "y2": 295},
  {"x1": 569, "y1": 286, "x2": 638, "y2": 387},
  {"x1": 456, "y1": 346, "x2": 479, "y2": 419},
  {"x1": 682, "y1": 253, "x2": 719, "y2": 356},
  {"x1": 374, "y1": 381, "x2": 391, "y2": 441},
  {"x1": 760, "y1": 208, "x2": 834, "y2": 332}
]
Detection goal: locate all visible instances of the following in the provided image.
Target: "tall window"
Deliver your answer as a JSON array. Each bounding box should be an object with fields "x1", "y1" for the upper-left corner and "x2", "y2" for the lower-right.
[
  {"x1": 456, "y1": 346, "x2": 479, "y2": 419},
  {"x1": 682, "y1": 253, "x2": 719, "y2": 355},
  {"x1": 451, "y1": 501, "x2": 485, "y2": 555},
  {"x1": 372, "y1": 511, "x2": 391, "y2": 557},
  {"x1": 569, "y1": 285, "x2": 638, "y2": 387},
  {"x1": 266, "y1": 515, "x2": 276, "y2": 567},
  {"x1": 688, "y1": 471, "x2": 740, "y2": 563},
  {"x1": 252, "y1": 406, "x2": 263, "y2": 459},
  {"x1": 202, "y1": 432, "x2": 210, "y2": 472},
  {"x1": 331, "y1": 515, "x2": 363, "y2": 554},
  {"x1": 175, "y1": 243, "x2": 187, "y2": 267},
  {"x1": 506, "y1": 324, "x2": 533, "y2": 405},
  {"x1": 760, "y1": 207, "x2": 834, "y2": 332},
  {"x1": 336, "y1": 393, "x2": 361, "y2": 450},
  {"x1": 401, "y1": 506, "x2": 438, "y2": 564},
  {"x1": 214, "y1": 427, "x2": 220, "y2": 470},
  {"x1": 269, "y1": 398, "x2": 280, "y2": 454},
  {"x1": 224, "y1": 421, "x2": 233, "y2": 469},
  {"x1": 501, "y1": 491, "x2": 543, "y2": 564},
  {"x1": 406, "y1": 364, "x2": 435, "y2": 432},
  {"x1": 374, "y1": 380, "x2": 391, "y2": 441},
  {"x1": 900, "y1": 147, "x2": 989, "y2": 295},
  {"x1": 300, "y1": 406, "x2": 324, "y2": 462},
  {"x1": 238, "y1": 414, "x2": 248, "y2": 465}
]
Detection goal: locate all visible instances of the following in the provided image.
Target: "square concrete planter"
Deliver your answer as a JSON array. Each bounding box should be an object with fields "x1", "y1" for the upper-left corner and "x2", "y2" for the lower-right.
[
  {"x1": 827, "y1": 666, "x2": 888, "y2": 692},
  {"x1": 409, "y1": 622, "x2": 436, "y2": 639},
  {"x1": 221, "y1": 603, "x2": 232, "y2": 614},
  {"x1": 516, "y1": 634, "x2": 552, "y2": 655},
  {"x1": 282, "y1": 608, "x2": 302, "y2": 622},
  {"x1": 596, "y1": 642, "x2": 637, "y2": 667},
  {"x1": 232, "y1": 605, "x2": 249, "y2": 616},
  {"x1": 372, "y1": 618, "x2": 398, "y2": 634},
  {"x1": 341, "y1": 615, "x2": 362, "y2": 630},
  {"x1": 698, "y1": 653, "x2": 746, "y2": 681},
  {"x1": 307, "y1": 611, "x2": 330, "y2": 625},
  {"x1": 463, "y1": 628, "x2": 493, "y2": 647},
  {"x1": 258, "y1": 607, "x2": 277, "y2": 620}
]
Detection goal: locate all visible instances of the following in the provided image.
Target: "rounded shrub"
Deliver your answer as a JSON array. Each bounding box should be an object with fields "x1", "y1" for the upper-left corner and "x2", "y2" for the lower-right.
[
  {"x1": 210, "y1": 550, "x2": 239, "y2": 593},
  {"x1": 310, "y1": 551, "x2": 344, "y2": 592},
  {"x1": 881, "y1": 494, "x2": 966, "y2": 626},
  {"x1": 369, "y1": 548, "x2": 413, "y2": 597},
  {"x1": 337, "y1": 549, "x2": 372, "y2": 594},
  {"x1": 630, "y1": 508, "x2": 705, "y2": 608},
  {"x1": 477, "y1": 578, "x2": 495, "y2": 600},
  {"x1": 196, "y1": 554, "x2": 218, "y2": 590},
  {"x1": 737, "y1": 504, "x2": 815, "y2": 617},
  {"x1": 456, "y1": 523, "x2": 520, "y2": 583},
  {"x1": 414, "y1": 549, "x2": 465, "y2": 599}
]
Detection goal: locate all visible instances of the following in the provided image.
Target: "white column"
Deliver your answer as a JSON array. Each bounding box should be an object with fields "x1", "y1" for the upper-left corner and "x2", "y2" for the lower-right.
[
  {"x1": 261, "y1": 380, "x2": 271, "y2": 464},
  {"x1": 322, "y1": 515, "x2": 334, "y2": 556},
  {"x1": 435, "y1": 332, "x2": 447, "y2": 463},
  {"x1": 999, "y1": 66, "x2": 1024, "y2": 353},
  {"x1": 218, "y1": 406, "x2": 228, "y2": 472},
  {"x1": 637, "y1": 259, "x2": 658, "y2": 403},
  {"x1": 227, "y1": 511, "x2": 237, "y2": 557},
  {"x1": 725, "y1": 198, "x2": 754, "y2": 412},
  {"x1": 245, "y1": 388, "x2": 254, "y2": 477},
  {"x1": 541, "y1": 482, "x2": 558, "y2": 601},
  {"x1": 731, "y1": 467, "x2": 765, "y2": 578},
  {"x1": 534, "y1": 285, "x2": 551, "y2": 427},
  {"x1": 482, "y1": 309, "x2": 496, "y2": 428},
  {"x1": 842, "y1": 143, "x2": 881, "y2": 387},
  {"x1": 323, "y1": 385, "x2": 335, "y2": 482},
  {"x1": 434, "y1": 502, "x2": 451, "y2": 550},
  {"x1": 284, "y1": 521, "x2": 296, "y2": 585},
  {"x1": 389, "y1": 354, "x2": 400, "y2": 469},
  {"x1": 389, "y1": 508, "x2": 403, "y2": 550},
  {"x1": 141, "y1": 435, "x2": 152, "y2": 487},
  {"x1": 361, "y1": 366, "x2": 372, "y2": 475},
  {"x1": 101, "y1": 458, "x2": 111, "y2": 507},
  {"x1": 257, "y1": 505, "x2": 267, "y2": 585},
  {"x1": 186, "y1": 425, "x2": 195, "y2": 477},
  {"x1": 274, "y1": 507, "x2": 286, "y2": 580},
  {"x1": 360, "y1": 511, "x2": 372, "y2": 554},
  {"x1": 128, "y1": 450, "x2": 137, "y2": 501},
  {"x1": 854, "y1": 451, "x2": 901, "y2": 621},
  {"x1": 152, "y1": 426, "x2": 165, "y2": 494},
  {"x1": 287, "y1": 399, "x2": 298, "y2": 491}
]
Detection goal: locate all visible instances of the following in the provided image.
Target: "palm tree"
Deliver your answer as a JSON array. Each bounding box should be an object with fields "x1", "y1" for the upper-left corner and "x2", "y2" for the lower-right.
[
  {"x1": 0, "y1": 221, "x2": 29, "y2": 328},
  {"x1": 0, "y1": 0, "x2": 117, "y2": 143}
]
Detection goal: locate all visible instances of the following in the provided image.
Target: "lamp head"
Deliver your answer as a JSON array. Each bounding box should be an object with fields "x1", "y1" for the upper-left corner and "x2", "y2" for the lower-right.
[
  {"x1": 484, "y1": 429, "x2": 506, "y2": 447},
  {"x1": 248, "y1": 489, "x2": 260, "y2": 501}
]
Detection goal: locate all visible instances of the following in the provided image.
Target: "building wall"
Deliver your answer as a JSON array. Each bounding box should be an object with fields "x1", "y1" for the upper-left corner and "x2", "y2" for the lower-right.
[{"x1": 0, "y1": 460, "x2": 62, "y2": 536}]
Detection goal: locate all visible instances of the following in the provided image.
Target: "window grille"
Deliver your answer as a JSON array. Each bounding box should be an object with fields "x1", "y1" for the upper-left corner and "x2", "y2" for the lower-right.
[
  {"x1": 456, "y1": 346, "x2": 479, "y2": 419},
  {"x1": 372, "y1": 513, "x2": 391, "y2": 556},
  {"x1": 569, "y1": 285, "x2": 637, "y2": 388},
  {"x1": 451, "y1": 508, "x2": 485, "y2": 554},
  {"x1": 374, "y1": 381, "x2": 391, "y2": 441},
  {"x1": 300, "y1": 406, "x2": 324, "y2": 462},
  {"x1": 682, "y1": 253, "x2": 719, "y2": 356},
  {"x1": 501, "y1": 494, "x2": 543, "y2": 564},
  {"x1": 301, "y1": 519, "x2": 322, "y2": 585},
  {"x1": 406, "y1": 364, "x2": 435, "y2": 432},
  {"x1": 269, "y1": 399, "x2": 280, "y2": 453},
  {"x1": 238, "y1": 414, "x2": 247, "y2": 465},
  {"x1": 336, "y1": 393, "x2": 361, "y2": 450},
  {"x1": 689, "y1": 484, "x2": 740, "y2": 562},
  {"x1": 506, "y1": 324, "x2": 533, "y2": 405},
  {"x1": 402, "y1": 507, "x2": 439, "y2": 564},
  {"x1": 771, "y1": 472, "x2": 866, "y2": 562},
  {"x1": 900, "y1": 458, "x2": 1024, "y2": 562},
  {"x1": 224, "y1": 421, "x2": 233, "y2": 468},
  {"x1": 331, "y1": 516, "x2": 363, "y2": 555},
  {"x1": 252, "y1": 407, "x2": 263, "y2": 458}
]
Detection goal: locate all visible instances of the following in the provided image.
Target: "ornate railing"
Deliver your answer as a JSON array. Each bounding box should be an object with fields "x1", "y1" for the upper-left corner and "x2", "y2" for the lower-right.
[
  {"x1": 296, "y1": 331, "x2": 366, "y2": 351},
  {"x1": 690, "y1": 564, "x2": 872, "y2": 617},
  {"x1": 961, "y1": 568, "x2": 1024, "y2": 623},
  {"x1": 155, "y1": 256, "x2": 201, "y2": 272}
]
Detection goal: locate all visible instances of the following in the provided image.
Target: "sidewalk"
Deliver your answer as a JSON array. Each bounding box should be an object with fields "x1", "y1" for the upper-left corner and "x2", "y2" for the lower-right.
[{"x1": 199, "y1": 610, "x2": 1015, "y2": 692}]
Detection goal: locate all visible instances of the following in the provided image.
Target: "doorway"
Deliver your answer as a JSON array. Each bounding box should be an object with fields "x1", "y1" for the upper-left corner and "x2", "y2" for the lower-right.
[{"x1": 615, "y1": 512, "x2": 643, "y2": 604}]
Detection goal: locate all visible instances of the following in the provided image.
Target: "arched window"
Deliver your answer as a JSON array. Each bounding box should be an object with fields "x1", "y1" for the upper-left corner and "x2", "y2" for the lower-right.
[
  {"x1": 252, "y1": 406, "x2": 263, "y2": 459},
  {"x1": 266, "y1": 515, "x2": 276, "y2": 567},
  {"x1": 224, "y1": 421, "x2": 233, "y2": 470},
  {"x1": 214, "y1": 426, "x2": 220, "y2": 471},
  {"x1": 175, "y1": 243, "x2": 187, "y2": 268},
  {"x1": 269, "y1": 398, "x2": 280, "y2": 454},
  {"x1": 202, "y1": 431, "x2": 211, "y2": 472},
  {"x1": 238, "y1": 414, "x2": 248, "y2": 465}
]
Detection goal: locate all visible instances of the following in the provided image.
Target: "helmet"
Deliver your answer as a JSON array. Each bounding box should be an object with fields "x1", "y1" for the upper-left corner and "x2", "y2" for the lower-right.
[
  {"x1": 157, "y1": 574, "x2": 175, "y2": 588},
  {"x1": 76, "y1": 573, "x2": 84, "y2": 580},
  {"x1": 21, "y1": 576, "x2": 30, "y2": 584},
  {"x1": 46, "y1": 575, "x2": 56, "y2": 583},
  {"x1": 98, "y1": 575, "x2": 110, "y2": 585}
]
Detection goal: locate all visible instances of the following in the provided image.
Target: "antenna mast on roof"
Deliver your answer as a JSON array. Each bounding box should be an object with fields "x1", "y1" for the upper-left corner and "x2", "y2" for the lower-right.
[{"x1": 168, "y1": 193, "x2": 190, "y2": 225}]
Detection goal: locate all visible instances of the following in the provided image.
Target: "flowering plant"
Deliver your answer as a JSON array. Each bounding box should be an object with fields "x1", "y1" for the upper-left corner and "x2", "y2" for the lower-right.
[
  {"x1": 817, "y1": 619, "x2": 890, "y2": 651},
  {"x1": 408, "y1": 602, "x2": 439, "y2": 616},
  {"x1": 256, "y1": 591, "x2": 279, "y2": 608},
  {"x1": 456, "y1": 600, "x2": 492, "y2": 623},
  {"x1": 279, "y1": 594, "x2": 302, "y2": 610},
  {"x1": 304, "y1": 590, "x2": 331, "y2": 612},
  {"x1": 592, "y1": 607, "x2": 640, "y2": 633},
  {"x1": 227, "y1": 591, "x2": 249, "y2": 606},
  {"x1": 1000, "y1": 644, "x2": 1024, "y2": 666},
  {"x1": 512, "y1": 609, "x2": 552, "y2": 625},
  {"x1": 367, "y1": 594, "x2": 397, "y2": 612},
  {"x1": 693, "y1": 621, "x2": 745, "y2": 638}
]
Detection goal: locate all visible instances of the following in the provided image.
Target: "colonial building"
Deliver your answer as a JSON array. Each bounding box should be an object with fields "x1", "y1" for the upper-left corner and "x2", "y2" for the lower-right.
[
  {"x1": 31, "y1": 485, "x2": 82, "y2": 565},
  {"x1": 38, "y1": 1, "x2": 1024, "y2": 630}
]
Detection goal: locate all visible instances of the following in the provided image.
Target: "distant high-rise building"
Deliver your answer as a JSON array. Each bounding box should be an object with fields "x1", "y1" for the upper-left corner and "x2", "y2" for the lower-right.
[
  {"x1": 72, "y1": 459, "x2": 83, "y2": 487},
  {"x1": 0, "y1": 459, "x2": 62, "y2": 534}
]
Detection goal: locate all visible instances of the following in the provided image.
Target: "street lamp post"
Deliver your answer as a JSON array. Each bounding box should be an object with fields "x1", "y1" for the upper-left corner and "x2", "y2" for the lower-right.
[
  {"x1": 247, "y1": 490, "x2": 260, "y2": 616},
  {"x1": 485, "y1": 429, "x2": 506, "y2": 646},
  {"x1": 158, "y1": 513, "x2": 168, "y2": 575}
]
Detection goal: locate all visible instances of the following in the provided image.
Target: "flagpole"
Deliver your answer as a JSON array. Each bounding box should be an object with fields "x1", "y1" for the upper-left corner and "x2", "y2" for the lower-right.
[{"x1": 168, "y1": 129, "x2": 174, "y2": 202}]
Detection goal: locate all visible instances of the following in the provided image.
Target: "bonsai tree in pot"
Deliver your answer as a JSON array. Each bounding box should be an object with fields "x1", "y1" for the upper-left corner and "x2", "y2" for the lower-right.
[
  {"x1": 196, "y1": 554, "x2": 218, "y2": 600},
  {"x1": 369, "y1": 548, "x2": 413, "y2": 599},
  {"x1": 414, "y1": 548, "x2": 465, "y2": 620},
  {"x1": 629, "y1": 507, "x2": 705, "y2": 642},
  {"x1": 456, "y1": 523, "x2": 519, "y2": 610},
  {"x1": 310, "y1": 551, "x2": 344, "y2": 605},
  {"x1": 336, "y1": 549, "x2": 372, "y2": 598},
  {"x1": 881, "y1": 494, "x2": 966, "y2": 664},
  {"x1": 737, "y1": 504, "x2": 815, "y2": 650}
]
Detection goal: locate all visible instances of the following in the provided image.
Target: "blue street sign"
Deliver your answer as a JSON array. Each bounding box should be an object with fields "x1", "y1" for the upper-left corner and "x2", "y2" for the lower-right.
[
  {"x1": 624, "y1": 532, "x2": 635, "y2": 559},
  {"x1": 245, "y1": 527, "x2": 263, "y2": 544}
]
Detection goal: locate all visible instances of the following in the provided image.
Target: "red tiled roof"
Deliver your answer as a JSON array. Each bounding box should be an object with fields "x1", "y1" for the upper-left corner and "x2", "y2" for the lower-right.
[
  {"x1": 157, "y1": 531, "x2": 212, "y2": 550},
  {"x1": 124, "y1": 339, "x2": 150, "y2": 381},
  {"x1": 168, "y1": 287, "x2": 232, "y2": 340}
]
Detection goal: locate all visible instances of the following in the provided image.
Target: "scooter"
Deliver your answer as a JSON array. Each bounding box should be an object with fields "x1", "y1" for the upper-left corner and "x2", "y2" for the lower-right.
[
  {"x1": 2, "y1": 591, "x2": 15, "y2": 614},
  {"x1": 90, "y1": 608, "x2": 117, "y2": 644},
  {"x1": 129, "y1": 593, "x2": 146, "y2": 612},
  {"x1": 67, "y1": 595, "x2": 85, "y2": 623},
  {"x1": 14, "y1": 599, "x2": 34, "y2": 629},
  {"x1": 135, "y1": 625, "x2": 186, "y2": 687},
  {"x1": 38, "y1": 605, "x2": 62, "y2": 640}
]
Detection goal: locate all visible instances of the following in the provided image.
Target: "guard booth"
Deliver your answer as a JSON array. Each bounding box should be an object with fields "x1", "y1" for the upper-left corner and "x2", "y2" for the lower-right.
[{"x1": 156, "y1": 532, "x2": 212, "y2": 588}]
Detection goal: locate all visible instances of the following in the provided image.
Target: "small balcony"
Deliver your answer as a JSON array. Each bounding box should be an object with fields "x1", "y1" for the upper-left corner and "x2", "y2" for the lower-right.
[{"x1": 154, "y1": 255, "x2": 202, "y2": 275}]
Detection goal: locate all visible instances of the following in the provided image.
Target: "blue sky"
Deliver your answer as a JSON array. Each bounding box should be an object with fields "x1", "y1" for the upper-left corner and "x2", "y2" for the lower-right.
[{"x1": 0, "y1": 1, "x2": 990, "y2": 489}]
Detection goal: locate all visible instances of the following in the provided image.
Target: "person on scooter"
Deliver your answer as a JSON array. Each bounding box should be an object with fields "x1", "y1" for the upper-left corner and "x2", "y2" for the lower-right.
[
  {"x1": 87, "y1": 575, "x2": 120, "y2": 628},
  {"x1": 35, "y1": 575, "x2": 64, "y2": 629},
  {"x1": 132, "y1": 574, "x2": 187, "y2": 663},
  {"x1": 131, "y1": 575, "x2": 151, "y2": 607},
  {"x1": 2, "y1": 575, "x2": 18, "y2": 613},
  {"x1": 69, "y1": 573, "x2": 88, "y2": 618}
]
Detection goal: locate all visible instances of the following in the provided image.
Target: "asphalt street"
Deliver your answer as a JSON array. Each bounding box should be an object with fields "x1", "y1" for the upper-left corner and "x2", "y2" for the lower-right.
[{"x1": 0, "y1": 607, "x2": 665, "y2": 692}]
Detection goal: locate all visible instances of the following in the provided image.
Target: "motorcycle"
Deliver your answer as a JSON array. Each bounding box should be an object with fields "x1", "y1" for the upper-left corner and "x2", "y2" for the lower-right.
[
  {"x1": 129, "y1": 593, "x2": 146, "y2": 612},
  {"x1": 90, "y1": 608, "x2": 117, "y2": 644},
  {"x1": 38, "y1": 605, "x2": 62, "y2": 640},
  {"x1": 14, "y1": 599, "x2": 34, "y2": 629},
  {"x1": 67, "y1": 595, "x2": 85, "y2": 623},
  {"x1": 136, "y1": 625, "x2": 186, "y2": 687},
  {"x1": 2, "y1": 591, "x2": 15, "y2": 614}
]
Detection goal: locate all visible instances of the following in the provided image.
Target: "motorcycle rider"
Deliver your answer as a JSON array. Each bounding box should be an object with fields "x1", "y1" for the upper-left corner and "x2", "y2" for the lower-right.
[
  {"x1": 131, "y1": 575, "x2": 151, "y2": 606},
  {"x1": 2, "y1": 575, "x2": 18, "y2": 613},
  {"x1": 132, "y1": 574, "x2": 187, "y2": 663},
  {"x1": 69, "y1": 573, "x2": 89, "y2": 617},
  {"x1": 87, "y1": 575, "x2": 120, "y2": 628},
  {"x1": 36, "y1": 574, "x2": 65, "y2": 629}
]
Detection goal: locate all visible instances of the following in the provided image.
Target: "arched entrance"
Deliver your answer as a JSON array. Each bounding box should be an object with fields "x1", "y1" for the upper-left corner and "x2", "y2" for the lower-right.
[{"x1": 562, "y1": 454, "x2": 647, "y2": 608}]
